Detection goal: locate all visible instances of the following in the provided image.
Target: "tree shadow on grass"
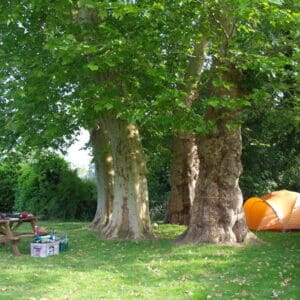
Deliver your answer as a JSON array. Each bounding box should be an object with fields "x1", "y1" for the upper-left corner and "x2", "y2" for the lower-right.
[{"x1": 1, "y1": 223, "x2": 300, "y2": 299}]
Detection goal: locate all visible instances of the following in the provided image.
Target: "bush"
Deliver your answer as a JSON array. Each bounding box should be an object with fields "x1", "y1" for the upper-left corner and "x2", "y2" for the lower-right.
[
  {"x1": 0, "y1": 162, "x2": 19, "y2": 212},
  {"x1": 14, "y1": 163, "x2": 40, "y2": 213},
  {"x1": 15, "y1": 152, "x2": 96, "y2": 220},
  {"x1": 241, "y1": 141, "x2": 300, "y2": 200},
  {"x1": 147, "y1": 163, "x2": 170, "y2": 222},
  {"x1": 55, "y1": 172, "x2": 97, "y2": 221}
]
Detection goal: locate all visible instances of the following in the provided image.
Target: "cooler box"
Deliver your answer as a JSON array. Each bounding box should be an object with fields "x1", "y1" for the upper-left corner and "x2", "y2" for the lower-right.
[
  {"x1": 31, "y1": 241, "x2": 60, "y2": 258},
  {"x1": 55, "y1": 232, "x2": 68, "y2": 252},
  {"x1": 57, "y1": 237, "x2": 68, "y2": 252}
]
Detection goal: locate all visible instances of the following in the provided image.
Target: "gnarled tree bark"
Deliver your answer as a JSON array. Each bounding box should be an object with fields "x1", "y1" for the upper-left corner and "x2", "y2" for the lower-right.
[
  {"x1": 99, "y1": 113, "x2": 152, "y2": 239},
  {"x1": 177, "y1": 62, "x2": 256, "y2": 244},
  {"x1": 177, "y1": 123, "x2": 249, "y2": 244},
  {"x1": 90, "y1": 121, "x2": 114, "y2": 230},
  {"x1": 167, "y1": 132, "x2": 199, "y2": 225},
  {"x1": 176, "y1": 7, "x2": 257, "y2": 244},
  {"x1": 76, "y1": 7, "x2": 152, "y2": 239},
  {"x1": 167, "y1": 39, "x2": 207, "y2": 225}
]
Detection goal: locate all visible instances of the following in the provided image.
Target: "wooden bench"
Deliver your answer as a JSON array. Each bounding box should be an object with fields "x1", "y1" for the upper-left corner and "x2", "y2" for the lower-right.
[
  {"x1": 0, "y1": 218, "x2": 37, "y2": 256},
  {"x1": 0, "y1": 234, "x2": 21, "y2": 256}
]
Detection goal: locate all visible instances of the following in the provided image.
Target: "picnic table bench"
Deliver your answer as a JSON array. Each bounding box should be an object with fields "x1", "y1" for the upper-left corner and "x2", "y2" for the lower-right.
[{"x1": 0, "y1": 216, "x2": 37, "y2": 256}]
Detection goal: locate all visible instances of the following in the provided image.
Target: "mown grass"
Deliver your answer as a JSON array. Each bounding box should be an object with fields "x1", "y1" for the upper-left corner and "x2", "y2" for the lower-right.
[{"x1": 0, "y1": 222, "x2": 299, "y2": 300}]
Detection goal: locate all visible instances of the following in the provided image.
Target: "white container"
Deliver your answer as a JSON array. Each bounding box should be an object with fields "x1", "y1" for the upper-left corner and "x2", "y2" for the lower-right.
[{"x1": 30, "y1": 241, "x2": 60, "y2": 258}]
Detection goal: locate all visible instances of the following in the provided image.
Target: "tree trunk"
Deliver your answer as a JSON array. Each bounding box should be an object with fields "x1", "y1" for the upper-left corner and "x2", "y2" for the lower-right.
[
  {"x1": 99, "y1": 114, "x2": 152, "y2": 239},
  {"x1": 166, "y1": 132, "x2": 199, "y2": 225},
  {"x1": 76, "y1": 7, "x2": 152, "y2": 239},
  {"x1": 166, "y1": 39, "x2": 207, "y2": 225},
  {"x1": 177, "y1": 124, "x2": 249, "y2": 244},
  {"x1": 176, "y1": 58, "x2": 257, "y2": 244},
  {"x1": 90, "y1": 122, "x2": 114, "y2": 230}
]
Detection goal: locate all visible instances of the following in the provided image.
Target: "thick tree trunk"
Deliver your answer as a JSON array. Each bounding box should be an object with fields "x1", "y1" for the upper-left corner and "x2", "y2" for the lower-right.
[
  {"x1": 166, "y1": 39, "x2": 207, "y2": 225},
  {"x1": 176, "y1": 57, "x2": 257, "y2": 244},
  {"x1": 166, "y1": 132, "x2": 199, "y2": 225},
  {"x1": 90, "y1": 123, "x2": 114, "y2": 230},
  {"x1": 177, "y1": 124, "x2": 249, "y2": 244},
  {"x1": 99, "y1": 114, "x2": 152, "y2": 239},
  {"x1": 76, "y1": 7, "x2": 152, "y2": 239}
]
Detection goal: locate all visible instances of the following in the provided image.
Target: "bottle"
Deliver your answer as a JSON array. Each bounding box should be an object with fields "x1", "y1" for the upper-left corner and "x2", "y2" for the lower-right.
[
  {"x1": 34, "y1": 224, "x2": 39, "y2": 236},
  {"x1": 50, "y1": 230, "x2": 55, "y2": 241},
  {"x1": 34, "y1": 225, "x2": 41, "y2": 243}
]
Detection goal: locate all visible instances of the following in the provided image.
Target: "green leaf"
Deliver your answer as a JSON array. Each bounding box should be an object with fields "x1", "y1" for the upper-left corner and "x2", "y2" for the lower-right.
[
  {"x1": 153, "y1": 3, "x2": 164, "y2": 10},
  {"x1": 78, "y1": 0, "x2": 96, "y2": 9},
  {"x1": 267, "y1": 0, "x2": 284, "y2": 5},
  {"x1": 87, "y1": 64, "x2": 99, "y2": 71},
  {"x1": 206, "y1": 98, "x2": 220, "y2": 108}
]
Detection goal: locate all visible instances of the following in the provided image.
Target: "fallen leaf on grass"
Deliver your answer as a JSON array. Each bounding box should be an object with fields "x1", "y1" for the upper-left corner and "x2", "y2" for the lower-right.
[
  {"x1": 184, "y1": 290, "x2": 193, "y2": 296},
  {"x1": 231, "y1": 278, "x2": 246, "y2": 285},
  {"x1": 271, "y1": 290, "x2": 281, "y2": 298},
  {"x1": 280, "y1": 278, "x2": 291, "y2": 287},
  {"x1": 146, "y1": 265, "x2": 161, "y2": 274},
  {"x1": 180, "y1": 274, "x2": 193, "y2": 282}
]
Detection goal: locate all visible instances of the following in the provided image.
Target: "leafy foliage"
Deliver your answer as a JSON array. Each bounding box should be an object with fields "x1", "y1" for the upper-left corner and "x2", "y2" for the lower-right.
[
  {"x1": 0, "y1": 1, "x2": 208, "y2": 153},
  {"x1": 0, "y1": 161, "x2": 20, "y2": 211},
  {"x1": 241, "y1": 101, "x2": 300, "y2": 199},
  {"x1": 141, "y1": 125, "x2": 172, "y2": 221},
  {"x1": 14, "y1": 152, "x2": 96, "y2": 220},
  {"x1": 238, "y1": 0, "x2": 300, "y2": 198},
  {"x1": 1, "y1": 1, "x2": 299, "y2": 220}
]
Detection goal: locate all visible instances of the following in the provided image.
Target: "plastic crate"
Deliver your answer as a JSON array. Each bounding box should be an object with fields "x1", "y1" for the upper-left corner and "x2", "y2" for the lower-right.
[
  {"x1": 57, "y1": 237, "x2": 68, "y2": 252},
  {"x1": 31, "y1": 241, "x2": 59, "y2": 258}
]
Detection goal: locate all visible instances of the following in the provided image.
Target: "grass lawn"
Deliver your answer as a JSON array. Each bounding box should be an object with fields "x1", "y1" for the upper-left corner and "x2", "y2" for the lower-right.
[{"x1": 0, "y1": 222, "x2": 299, "y2": 300}]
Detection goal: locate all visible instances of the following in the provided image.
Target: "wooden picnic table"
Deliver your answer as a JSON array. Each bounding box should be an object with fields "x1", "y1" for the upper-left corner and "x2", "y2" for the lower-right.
[{"x1": 0, "y1": 217, "x2": 37, "y2": 256}]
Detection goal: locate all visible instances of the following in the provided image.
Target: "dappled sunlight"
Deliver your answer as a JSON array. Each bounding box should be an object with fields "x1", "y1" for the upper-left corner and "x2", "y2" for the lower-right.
[{"x1": 1, "y1": 222, "x2": 299, "y2": 299}]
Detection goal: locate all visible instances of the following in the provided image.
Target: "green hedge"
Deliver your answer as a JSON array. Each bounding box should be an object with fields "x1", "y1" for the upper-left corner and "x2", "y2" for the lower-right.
[
  {"x1": 0, "y1": 162, "x2": 19, "y2": 212},
  {"x1": 14, "y1": 152, "x2": 96, "y2": 221}
]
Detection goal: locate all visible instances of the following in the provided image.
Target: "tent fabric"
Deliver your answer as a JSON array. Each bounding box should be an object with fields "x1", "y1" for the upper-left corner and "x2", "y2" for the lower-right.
[{"x1": 243, "y1": 190, "x2": 300, "y2": 231}]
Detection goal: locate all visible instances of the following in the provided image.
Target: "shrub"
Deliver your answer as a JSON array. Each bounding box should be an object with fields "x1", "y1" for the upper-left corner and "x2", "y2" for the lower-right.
[
  {"x1": 15, "y1": 152, "x2": 96, "y2": 220},
  {"x1": 147, "y1": 166, "x2": 170, "y2": 222},
  {"x1": 0, "y1": 162, "x2": 19, "y2": 212},
  {"x1": 14, "y1": 163, "x2": 40, "y2": 213}
]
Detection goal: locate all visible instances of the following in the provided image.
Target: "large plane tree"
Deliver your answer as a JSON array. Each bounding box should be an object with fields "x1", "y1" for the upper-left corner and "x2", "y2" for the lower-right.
[
  {"x1": 0, "y1": 1, "x2": 165, "y2": 239},
  {"x1": 0, "y1": 1, "x2": 204, "y2": 240},
  {"x1": 0, "y1": 0, "x2": 209, "y2": 239},
  {"x1": 159, "y1": 0, "x2": 299, "y2": 243},
  {"x1": 175, "y1": 0, "x2": 300, "y2": 243},
  {"x1": 1, "y1": 0, "x2": 299, "y2": 244}
]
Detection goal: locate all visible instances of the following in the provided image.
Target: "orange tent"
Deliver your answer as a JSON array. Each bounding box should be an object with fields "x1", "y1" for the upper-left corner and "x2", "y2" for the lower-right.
[{"x1": 243, "y1": 190, "x2": 300, "y2": 231}]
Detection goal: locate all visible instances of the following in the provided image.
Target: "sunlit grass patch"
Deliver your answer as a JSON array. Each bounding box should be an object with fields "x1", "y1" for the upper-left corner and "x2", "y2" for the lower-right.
[{"x1": 1, "y1": 222, "x2": 299, "y2": 299}]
